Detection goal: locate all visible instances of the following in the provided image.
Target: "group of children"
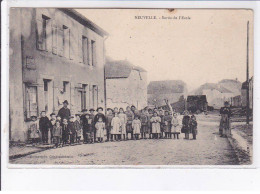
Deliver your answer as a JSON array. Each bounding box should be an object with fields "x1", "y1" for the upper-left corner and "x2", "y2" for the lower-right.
[{"x1": 27, "y1": 103, "x2": 199, "y2": 148}]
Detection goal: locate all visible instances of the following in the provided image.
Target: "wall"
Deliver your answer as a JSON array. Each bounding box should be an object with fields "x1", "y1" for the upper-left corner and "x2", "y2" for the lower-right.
[
  {"x1": 106, "y1": 70, "x2": 147, "y2": 110},
  {"x1": 9, "y1": 8, "x2": 105, "y2": 142}
]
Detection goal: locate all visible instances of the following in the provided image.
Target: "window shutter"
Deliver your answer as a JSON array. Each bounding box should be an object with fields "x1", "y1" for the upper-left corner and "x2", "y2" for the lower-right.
[
  {"x1": 46, "y1": 19, "x2": 52, "y2": 52},
  {"x1": 57, "y1": 28, "x2": 64, "y2": 56},
  {"x1": 64, "y1": 28, "x2": 70, "y2": 58},
  {"x1": 52, "y1": 25, "x2": 58, "y2": 55},
  {"x1": 36, "y1": 19, "x2": 44, "y2": 50},
  {"x1": 69, "y1": 29, "x2": 74, "y2": 60},
  {"x1": 78, "y1": 35, "x2": 83, "y2": 63}
]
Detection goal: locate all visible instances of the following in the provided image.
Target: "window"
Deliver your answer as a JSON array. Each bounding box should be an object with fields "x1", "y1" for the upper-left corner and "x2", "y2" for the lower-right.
[
  {"x1": 80, "y1": 84, "x2": 87, "y2": 110},
  {"x1": 82, "y1": 36, "x2": 89, "y2": 65},
  {"x1": 63, "y1": 81, "x2": 69, "y2": 93},
  {"x1": 63, "y1": 25, "x2": 70, "y2": 58},
  {"x1": 43, "y1": 79, "x2": 53, "y2": 113},
  {"x1": 25, "y1": 85, "x2": 38, "y2": 119},
  {"x1": 36, "y1": 15, "x2": 51, "y2": 51},
  {"x1": 91, "y1": 40, "x2": 96, "y2": 66}
]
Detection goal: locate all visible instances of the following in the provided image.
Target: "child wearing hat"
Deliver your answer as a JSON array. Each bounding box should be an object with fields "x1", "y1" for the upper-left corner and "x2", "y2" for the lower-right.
[
  {"x1": 28, "y1": 116, "x2": 40, "y2": 145},
  {"x1": 95, "y1": 117, "x2": 106, "y2": 142}
]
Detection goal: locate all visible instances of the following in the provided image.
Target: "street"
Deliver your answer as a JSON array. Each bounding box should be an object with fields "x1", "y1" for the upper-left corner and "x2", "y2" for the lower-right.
[{"x1": 10, "y1": 114, "x2": 239, "y2": 165}]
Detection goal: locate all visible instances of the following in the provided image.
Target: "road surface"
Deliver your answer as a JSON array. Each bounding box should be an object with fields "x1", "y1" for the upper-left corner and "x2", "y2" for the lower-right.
[{"x1": 10, "y1": 114, "x2": 239, "y2": 165}]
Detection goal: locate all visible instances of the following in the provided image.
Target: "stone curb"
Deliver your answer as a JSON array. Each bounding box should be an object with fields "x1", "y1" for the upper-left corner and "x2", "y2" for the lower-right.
[{"x1": 227, "y1": 133, "x2": 251, "y2": 165}]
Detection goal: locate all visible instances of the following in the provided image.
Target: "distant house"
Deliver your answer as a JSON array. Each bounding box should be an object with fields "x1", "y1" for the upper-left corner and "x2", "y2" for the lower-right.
[
  {"x1": 193, "y1": 83, "x2": 234, "y2": 109},
  {"x1": 187, "y1": 95, "x2": 208, "y2": 113},
  {"x1": 147, "y1": 80, "x2": 187, "y2": 107},
  {"x1": 241, "y1": 76, "x2": 253, "y2": 110},
  {"x1": 105, "y1": 60, "x2": 147, "y2": 110},
  {"x1": 218, "y1": 79, "x2": 242, "y2": 96}
]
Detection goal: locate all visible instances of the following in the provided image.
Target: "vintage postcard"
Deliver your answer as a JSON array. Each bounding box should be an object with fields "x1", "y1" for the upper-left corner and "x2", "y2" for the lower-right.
[{"x1": 8, "y1": 8, "x2": 253, "y2": 166}]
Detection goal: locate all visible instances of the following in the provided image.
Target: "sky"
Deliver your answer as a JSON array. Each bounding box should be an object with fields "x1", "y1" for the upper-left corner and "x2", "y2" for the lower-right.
[{"x1": 76, "y1": 9, "x2": 254, "y2": 91}]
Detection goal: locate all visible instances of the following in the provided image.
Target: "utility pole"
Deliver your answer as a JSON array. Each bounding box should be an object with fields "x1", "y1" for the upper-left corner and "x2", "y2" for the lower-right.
[{"x1": 246, "y1": 21, "x2": 250, "y2": 125}]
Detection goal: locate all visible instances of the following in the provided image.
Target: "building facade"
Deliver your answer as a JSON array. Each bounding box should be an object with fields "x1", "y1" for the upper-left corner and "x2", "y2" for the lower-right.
[
  {"x1": 9, "y1": 8, "x2": 107, "y2": 142},
  {"x1": 241, "y1": 76, "x2": 253, "y2": 110},
  {"x1": 105, "y1": 60, "x2": 147, "y2": 110},
  {"x1": 147, "y1": 80, "x2": 187, "y2": 107}
]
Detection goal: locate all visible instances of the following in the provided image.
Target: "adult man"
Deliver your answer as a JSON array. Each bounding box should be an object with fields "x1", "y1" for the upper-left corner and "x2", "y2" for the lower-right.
[{"x1": 58, "y1": 100, "x2": 71, "y2": 121}]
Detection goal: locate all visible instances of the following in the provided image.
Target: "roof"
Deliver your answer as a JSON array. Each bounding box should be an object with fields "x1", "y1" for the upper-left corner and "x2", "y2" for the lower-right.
[
  {"x1": 148, "y1": 80, "x2": 186, "y2": 94},
  {"x1": 59, "y1": 9, "x2": 109, "y2": 37},
  {"x1": 194, "y1": 83, "x2": 233, "y2": 94},
  {"x1": 187, "y1": 95, "x2": 207, "y2": 102},
  {"x1": 105, "y1": 60, "x2": 146, "y2": 79}
]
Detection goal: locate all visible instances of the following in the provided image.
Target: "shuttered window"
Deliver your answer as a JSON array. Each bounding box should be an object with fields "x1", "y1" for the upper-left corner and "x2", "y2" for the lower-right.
[
  {"x1": 91, "y1": 40, "x2": 96, "y2": 66},
  {"x1": 25, "y1": 85, "x2": 38, "y2": 119},
  {"x1": 82, "y1": 36, "x2": 89, "y2": 65},
  {"x1": 36, "y1": 15, "x2": 51, "y2": 51}
]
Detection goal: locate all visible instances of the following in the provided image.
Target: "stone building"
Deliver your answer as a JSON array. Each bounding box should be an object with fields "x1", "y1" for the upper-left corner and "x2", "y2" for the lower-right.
[
  {"x1": 241, "y1": 76, "x2": 253, "y2": 110},
  {"x1": 147, "y1": 80, "x2": 187, "y2": 107},
  {"x1": 105, "y1": 60, "x2": 147, "y2": 110},
  {"x1": 193, "y1": 83, "x2": 234, "y2": 109},
  {"x1": 9, "y1": 8, "x2": 108, "y2": 141}
]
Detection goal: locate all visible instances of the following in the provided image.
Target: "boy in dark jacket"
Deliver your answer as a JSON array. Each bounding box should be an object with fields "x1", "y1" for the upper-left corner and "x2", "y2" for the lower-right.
[
  {"x1": 39, "y1": 111, "x2": 50, "y2": 144},
  {"x1": 68, "y1": 116, "x2": 76, "y2": 145},
  {"x1": 190, "y1": 115, "x2": 198, "y2": 140},
  {"x1": 62, "y1": 118, "x2": 69, "y2": 146}
]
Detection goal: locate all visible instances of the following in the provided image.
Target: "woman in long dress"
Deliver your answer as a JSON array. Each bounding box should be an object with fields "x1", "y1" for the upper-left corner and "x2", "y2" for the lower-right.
[
  {"x1": 219, "y1": 101, "x2": 231, "y2": 137},
  {"x1": 118, "y1": 108, "x2": 127, "y2": 140}
]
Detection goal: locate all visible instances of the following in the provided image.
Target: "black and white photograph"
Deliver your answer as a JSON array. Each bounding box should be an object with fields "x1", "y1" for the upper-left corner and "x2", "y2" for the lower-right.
[{"x1": 6, "y1": 7, "x2": 254, "y2": 166}]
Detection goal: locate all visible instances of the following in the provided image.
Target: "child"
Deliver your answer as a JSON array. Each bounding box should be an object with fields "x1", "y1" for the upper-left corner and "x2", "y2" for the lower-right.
[
  {"x1": 164, "y1": 111, "x2": 172, "y2": 139},
  {"x1": 62, "y1": 118, "x2": 69, "y2": 146},
  {"x1": 28, "y1": 116, "x2": 40, "y2": 145},
  {"x1": 52, "y1": 120, "x2": 62, "y2": 148},
  {"x1": 118, "y1": 108, "x2": 127, "y2": 141},
  {"x1": 132, "y1": 115, "x2": 141, "y2": 140},
  {"x1": 105, "y1": 108, "x2": 114, "y2": 142},
  {"x1": 140, "y1": 109, "x2": 149, "y2": 139},
  {"x1": 150, "y1": 112, "x2": 161, "y2": 139},
  {"x1": 125, "y1": 106, "x2": 134, "y2": 140},
  {"x1": 182, "y1": 111, "x2": 190, "y2": 140},
  {"x1": 159, "y1": 109, "x2": 165, "y2": 139},
  {"x1": 68, "y1": 116, "x2": 76, "y2": 145},
  {"x1": 171, "y1": 113, "x2": 180, "y2": 139},
  {"x1": 111, "y1": 112, "x2": 121, "y2": 141},
  {"x1": 49, "y1": 113, "x2": 56, "y2": 144},
  {"x1": 95, "y1": 117, "x2": 106, "y2": 142},
  {"x1": 39, "y1": 111, "x2": 50, "y2": 144},
  {"x1": 74, "y1": 114, "x2": 83, "y2": 144},
  {"x1": 190, "y1": 115, "x2": 198, "y2": 140}
]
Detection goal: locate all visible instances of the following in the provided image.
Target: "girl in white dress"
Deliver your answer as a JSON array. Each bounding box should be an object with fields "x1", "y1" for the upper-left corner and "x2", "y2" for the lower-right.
[
  {"x1": 118, "y1": 108, "x2": 127, "y2": 141},
  {"x1": 111, "y1": 112, "x2": 122, "y2": 141},
  {"x1": 150, "y1": 112, "x2": 161, "y2": 139},
  {"x1": 95, "y1": 117, "x2": 105, "y2": 142}
]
